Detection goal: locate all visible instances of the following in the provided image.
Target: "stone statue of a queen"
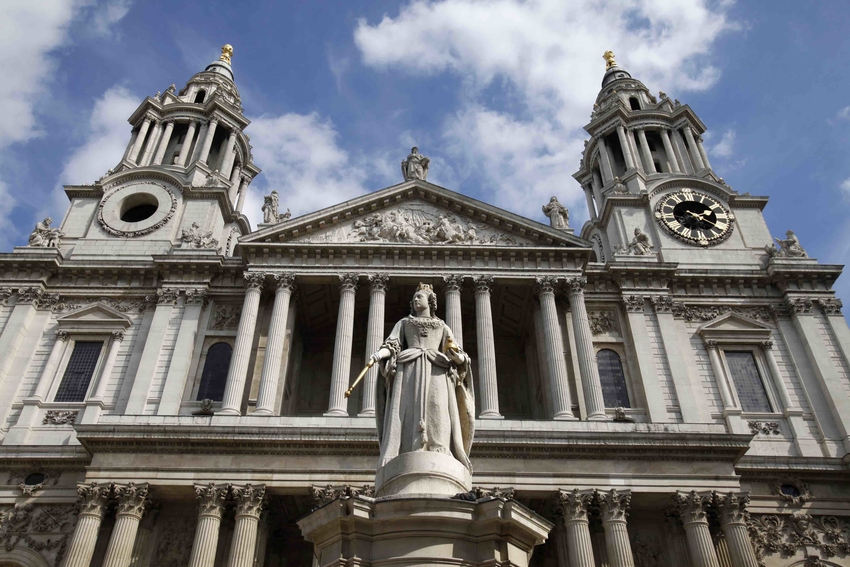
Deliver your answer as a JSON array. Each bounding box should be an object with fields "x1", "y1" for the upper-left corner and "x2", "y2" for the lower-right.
[{"x1": 370, "y1": 283, "x2": 475, "y2": 473}]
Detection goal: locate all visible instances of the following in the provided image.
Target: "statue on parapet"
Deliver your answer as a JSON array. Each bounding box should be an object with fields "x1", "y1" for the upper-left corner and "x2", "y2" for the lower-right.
[
  {"x1": 628, "y1": 228, "x2": 653, "y2": 255},
  {"x1": 769, "y1": 230, "x2": 808, "y2": 258},
  {"x1": 401, "y1": 147, "x2": 430, "y2": 181},
  {"x1": 262, "y1": 190, "x2": 289, "y2": 223},
  {"x1": 28, "y1": 217, "x2": 64, "y2": 248},
  {"x1": 542, "y1": 196, "x2": 570, "y2": 230}
]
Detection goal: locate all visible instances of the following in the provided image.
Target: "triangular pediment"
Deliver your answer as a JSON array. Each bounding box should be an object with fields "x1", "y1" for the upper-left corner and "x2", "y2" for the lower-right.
[
  {"x1": 696, "y1": 312, "x2": 773, "y2": 342},
  {"x1": 56, "y1": 303, "x2": 132, "y2": 331},
  {"x1": 241, "y1": 179, "x2": 590, "y2": 248}
]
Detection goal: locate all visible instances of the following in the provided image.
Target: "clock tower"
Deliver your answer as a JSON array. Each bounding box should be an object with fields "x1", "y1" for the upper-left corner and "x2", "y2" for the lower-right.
[{"x1": 576, "y1": 51, "x2": 774, "y2": 267}]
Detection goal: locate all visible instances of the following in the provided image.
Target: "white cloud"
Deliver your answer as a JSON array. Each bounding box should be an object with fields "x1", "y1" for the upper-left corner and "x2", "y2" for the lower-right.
[
  {"x1": 840, "y1": 177, "x2": 850, "y2": 196},
  {"x1": 709, "y1": 128, "x2": 736, "y2": 158},
  {"x1": 354, "y1": 0, "x2": 736, "y2": 223},
  {"x1": 90, "y1": 0, "x2": 132, "y2": 37},
  {"x1": 837, "y1": 106, "x2": 850, "y2": 120}
]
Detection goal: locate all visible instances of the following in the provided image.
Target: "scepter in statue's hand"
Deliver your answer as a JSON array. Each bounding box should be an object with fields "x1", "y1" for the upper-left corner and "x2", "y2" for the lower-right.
[{"x1": 344, "y1": 358, "x2": 375, "y2": 398}]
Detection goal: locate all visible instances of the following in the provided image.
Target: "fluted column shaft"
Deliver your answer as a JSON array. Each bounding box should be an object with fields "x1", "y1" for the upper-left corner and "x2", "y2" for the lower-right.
[
  {"x1": 190, "y1": 121, "x2": 209, "y2": 164},
  {"x1": 677, "y1": 492, "x2": 721, "y2": 567},
  {"x1": 63, "y1": 483, "x2": 111, "y2": 567},
  {"x1": 188, "y1": 484, "x2": 227, "y2": 567},
  {"x1": 715, "y1": 493, "x2": 759, "y2": 567},
  {"x1": 567, "y1": 278, "x2": 606, "y2": 420},
  {"x1": 660, "y1": 129, "x2": 680, "y2": 172},
  {"x1": 175, "y1": 121, "x2": 198, "y2": 166},
  {"x1": 617, "y1": 124, "x2": 636, "y2": 170},
  {"x1": 443, "y1": 275, "x2": 464, "y2": 348},
  {"x1": 599, "y1": 489, "x2": 635, "y2": 567},
  {"x1": 683, "y1": 127, "x2": 706, "y2": 170},
  {"x1": 128, "y1": 504, "x2": 158, "y2": 567},
  {"x1": 129, "y1": 117, "x2": 152, "y2": 164},
  {"x1": 32, "y1": 331, "x2": 69, "y2": 400},
  {"x1": 198, "y1": 119, "x2": 219, "y2": 165},
  {"x1": 255, "y1": 274, "x2": 296, "y2": 415},
  {"x1": 152, "y1": 121, "x2": 175, "y2": 166},
  {"x1": 228, "y1": 165, "x2": 242, "y2": 204},
  {"x1": 597, "y1": 136, "x2": 615, "y2": 182},
  {"x1": 361, "y1": 274, "x2": 388, "y2": 417},
  {"x1": 536, "y1": 277, "x2": 574, "y2": 419},
  {"x1": 558, "y1": 490, "x2": 595, "y2": 567},
  {"x1": 220, "y1": 131, "x2": 238, "y2": 176},
  {"x1": 220, "y1": 274, "x2": 265, "y2": 415},
  {"x1": 474, "y1": 276, "x2": 501, "y2": 418},
  {"x1": 101, "y1": 483, "x2": 150, "y2": 567},
  {"x1": 696, "y1": 136, "x2": 712, "y2": 170},
  {"x1": 140, "y1": 121, "x2": 161, "y2": 166},
  {"x1": 236, "y1": 175, "x2": 250, "y2": 213},
  {"x1": 583, "y1": 185, "x2": 597, "y2": 221},
  {"x1": 227, "y1": 485, "x2": 266, "y2": 567},
  {"x1": 326, "y1": 275, "x2": 358, "y2": 416},
  {"x1": 636, "y1": 128, "x2": 657, "y2": 173}
]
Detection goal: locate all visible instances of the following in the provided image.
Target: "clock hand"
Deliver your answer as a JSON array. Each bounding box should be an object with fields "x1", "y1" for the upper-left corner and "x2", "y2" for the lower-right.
[{"x1": 686, "y1": 210, "x2": 717, "y2": 227}]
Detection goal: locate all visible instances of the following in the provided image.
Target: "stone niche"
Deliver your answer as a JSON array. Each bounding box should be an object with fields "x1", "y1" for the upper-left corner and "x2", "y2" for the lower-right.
[{"x1": 298, "y1": 493, "x2": 552, "y2": 567}]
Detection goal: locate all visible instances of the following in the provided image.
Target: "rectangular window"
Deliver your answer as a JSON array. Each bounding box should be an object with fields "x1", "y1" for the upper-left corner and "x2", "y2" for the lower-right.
[
  {"x1": 725, "y1": 351, "x2": 772, "y2": 412},
  {"x1": 54, "y1": 341, "x2": 103, "y2": 402}
]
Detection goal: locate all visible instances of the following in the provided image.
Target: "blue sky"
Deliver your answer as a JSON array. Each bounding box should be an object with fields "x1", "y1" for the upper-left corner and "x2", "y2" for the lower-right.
[{"x1": 3, "y1": 0, "x2": 850, "y2": 298}]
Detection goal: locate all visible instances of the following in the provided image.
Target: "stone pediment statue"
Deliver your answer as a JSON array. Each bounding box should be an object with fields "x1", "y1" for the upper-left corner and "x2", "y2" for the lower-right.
[
  {"x1": 28, "y1": 217, "x2": 64, "y2": 248},
  {"x1": 627, "y1": 227, "x2": 653, "y2": 255},
  {"x1": 180, "y1": 222, "x2": 219, "y2": 250},
  {"x1": 771, "y1": 229, "x2": 808, "y2": 258},
  {"x1": 401, "y1": 147, "x2": 430, "y2": 181},
  {"x1": 370, "y1": 283, "x2": 474, "y2": 472},
  {"x1": 542, "y1": 196, "x2": 569, "y2": 230},
  {"x1": 262, "y1": 190, "x2": 291, "y2": 223}
]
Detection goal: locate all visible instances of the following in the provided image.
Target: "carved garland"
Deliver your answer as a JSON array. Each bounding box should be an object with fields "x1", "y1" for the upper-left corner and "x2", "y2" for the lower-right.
[
  {"x1": 0, "y1": 503, "x2": 76, "y2": 567},
  {"x1": 672, "y1": 302, "x2": 774, "y2": 322},
  {"x1": 97, "y1": 181, "x2": 177, "y2": 237},
  {"x1": 748, "y1": 513, "x2": 850, "y2": 565}
]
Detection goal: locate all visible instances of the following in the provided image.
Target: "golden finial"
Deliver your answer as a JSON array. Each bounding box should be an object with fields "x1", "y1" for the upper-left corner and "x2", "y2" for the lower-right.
[
  {"x1": 219, "y1": 44, "x2": 233, "y2": 65},
  {"x1": 603, "y1": 50, "x2": 617, "y2": 69}
]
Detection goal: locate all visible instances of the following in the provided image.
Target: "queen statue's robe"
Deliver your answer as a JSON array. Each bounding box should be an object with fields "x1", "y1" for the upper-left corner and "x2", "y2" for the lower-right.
[{"x1": 375, "y1": 315, "x2": 475, "y2": 471}]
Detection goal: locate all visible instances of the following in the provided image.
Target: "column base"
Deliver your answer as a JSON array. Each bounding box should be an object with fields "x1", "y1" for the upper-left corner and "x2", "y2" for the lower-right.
[
  {"x1": 553, "y1": 411, "x2": 578, "y2": 420},
  {"x1": 323, "y1": 409, "x2": 348, "y2": 417},
  {"x1": 251, "y1": 408, "x2": 275, "y2": 416},
  {"x1": 358, "y1": 409, "x2": 376, "y2": 418},
  {"x1": 216, "y1": 408, "x2": 242, "y2": 416},
  {"x1": 587, "y1": 413, "x2": 609, "y2": 421},
  {"x1": 478, "y1": 411, "x2": 504, "y2": 419}
]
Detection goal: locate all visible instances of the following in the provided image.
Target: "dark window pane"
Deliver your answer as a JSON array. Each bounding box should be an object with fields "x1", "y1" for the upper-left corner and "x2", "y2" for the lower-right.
[
  {"x1": 197, "y1": 343, "x2": 232, "y2": 401},
  {"x1": 597, "y1": 349, "x2": 630, "y2": 408},
  {"x1": 54, "y1": 342, "x2": 103, "y2": 402},
  {"x1": 726, "y1": 351, "x2": 772, "y2": 412}
]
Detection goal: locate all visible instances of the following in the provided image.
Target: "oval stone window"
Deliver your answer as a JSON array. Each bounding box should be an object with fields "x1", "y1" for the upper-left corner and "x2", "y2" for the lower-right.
[
  {"x1": 24, "y1": 472, "x2": 46, "y2": 485},
  {"x1": 120, "y1": 193, "x2": 159, "y2": 222}
]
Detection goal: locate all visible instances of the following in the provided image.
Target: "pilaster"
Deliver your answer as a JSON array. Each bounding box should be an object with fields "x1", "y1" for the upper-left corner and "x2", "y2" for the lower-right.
[{"x1": 158, "y1": 290, "x2": 208, "y2": 415}]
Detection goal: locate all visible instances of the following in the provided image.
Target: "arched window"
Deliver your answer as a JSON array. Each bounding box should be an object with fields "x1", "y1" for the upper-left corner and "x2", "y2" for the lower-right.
[
  {"x1": 596, "y1": 349, "x2": 630, "y2": 408},
  {"x1": 196, "y1": 342, "x2": 232, "y2": 401},
  {"x1": 629, "y1": 97, "x2": 640, "y2": 111},
  {"x1": 194, "y1": 89, "x2": 206, "y2": 104}
]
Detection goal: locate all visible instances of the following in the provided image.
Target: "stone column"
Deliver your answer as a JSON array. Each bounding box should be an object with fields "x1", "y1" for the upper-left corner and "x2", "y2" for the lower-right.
[
  {"x1": 660, "y1": 129, "x2": 680, "y2": 173},
  {"x1": 759, "y1": 341, "x2": 794, "y2": 412},
  {"x1": 219, "y1": 273, "x2": 265, "y2": 415},
  {"x1": 128, "y1": 502, "x2": 159, "y2": 567},
  {"x1": 596, "y1": 136, "x2": 615, "y2": 182},
  {"x1": 326, "y1": 274, "x2": 359, "y2": 416},
  {"x1": 617, "y1": 124, "x2": 636, "y2": 170},
  {"x1": 236, "y1": 175, "x2": 250, "y2": 213},
  {"x1": 704, "y1": 340, "x2": 734, "y2": 410},
  {"x1": 696, "y1": 135, "x2": 712, "y2": 171},
  {"x1": 557, "y1": 489, "x2": 596, "y2": 567},
  {"x1": 31, "y1": 331, "x2": 69, "y2": 401},
  {"x1": 567, "y1": 278, "x2": 606, "y2": 420},
  {"x1": 672, "y1": 129, "x2": 694, "y2": 174},
  {"x1": 676, "y1": 491, "x2": 721, "y2": 567},
  {"x1": 636, "y1": 128, "x2": 657, "y2": 174},
  {"x1": 157, "y1": 290, "x2": 207, "y2": 415},
  {"x1": 361, "y1": 274, "x2": 388, "y2": 417},
  {"x1": 152, "y1": 121, "x2": 175, "y2": 166},
  {"x1": 220, "y1": 131, "x2": 238, "y2": 176},
  {"x1": 175, "y1": 121, "x2": 198, "y2": 166},
  {"x1": 443, "y1": 275, "x2": 464, "y2": 348},
  {"x1": 101, "y1": 483, "x2": 151, "y2": 567},
  {"x1": 227, "y1": 484, "x2": 266, "y2": 567},
  {"x1": 255, "y1": 273, "x2": 296, "y2": 415},
  {"x1": 664, "y1": 508, "x2": 693, "y2": 567},
  {"x1": 598, "y1": 489, "x2": 635, "y2": 567},
  {"x1": 198, "y1": 118, "x2": 219, "y2": 165},
  {"x1": 591, "y1": 169, "x2": 604, "y2": 205},
  {"x1": 536, "y1": 277, "x2": 574, "y2": 419},
  {"x1": 129, "y1": 116, "x2": 152, "y2": 164},
  {"x1": 190, "y1": 121, "x2": 209, "y2": 164},
  {"x1": 683, "y1": 127, "x2": 706, "y2": 170},
  {"x1": 139, "y1": 121, "x2": 161, "y2": 166},
  {"x1": 228, "y1": 165, "x2": 242, "y2": 204},
  {"x1": 627, "y1": 129, "x2": 644, "y2": 173},
  {"x1": 714, "y1": 492, "x2": 759, "y2": 567},
  {"x1": 583, "y1": 185, "x2": 597, "y2": 221},
  {"x1": 122, "y1": 129, "x2": 139, "y2": 162},
  {"x1": 473, "y1": 275, "x2": 501, "y2": 419},
  {"x1": 188, "y1": 483, "x2": 228, "y2": 567},
  {"x1": 63, "y1": 483, "x2": 111, "y2": 567}
]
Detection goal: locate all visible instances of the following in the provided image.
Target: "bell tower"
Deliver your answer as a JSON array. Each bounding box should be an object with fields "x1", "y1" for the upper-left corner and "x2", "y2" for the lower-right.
[
  {"x1": 56, "y1": 45, "x2": 260, "y2": 259},
  {"x1": 575, "y1": 51, "x2": 773, "y2": 268}
]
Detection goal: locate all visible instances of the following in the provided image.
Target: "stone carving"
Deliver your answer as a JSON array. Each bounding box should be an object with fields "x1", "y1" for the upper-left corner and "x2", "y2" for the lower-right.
[
  {"x1": 773, "y1": 230, "x2": 808, "y2": 258},
  {"x1": 42, "y1": 411, "x2": 78, "y2": 425},
  {"x1": 210, "y1": 304, "x2": 241, "y2": 329},
  {"x1": 748, "y1": 513, "x2": 850, "y2": 564},
  {"x1": 192, "y1": 398, "x2": 215, "y2": 416},
  {"x1": 613, "y1": 407, "x2": 634, "y2": 422},
  {"x1": 28, "y1": 217, "x2": 64, "y2": 248},
  {"x1": 748, "y1": 421, "x2": 781, "y2": 436},
  {"x1": 819, "y1": 298, "x2": 843, "y2": 315},
  {"x1": 597, "y1": 488, "x2": 631, "y2": 522},
  {"x1": 622, "y1": 295, "x2": 645, "y2": 313},
  {"x1": 557, "y1": 488, "x2": 594, "y2": 521},
  {"x1": 401, "y1": 147, "x2": 430, "y2": 181},
  {"x1": 311, "y1": 484, "x2": 376, "y2": 508},
  {"x1": 627, "y1": 227, "x2": 653, "y2": 255},
  {"x1": 97, "y1": 181, "x2": 177, "y2": 238},
  {"x1": 184, "y1": 289, "x2": 208, "y2": 306},
  {"x1": 153, "y1": 515, "x2": 196, "y2": 567},
  {"x1": 231, "y1": 483, "x2": 266, "y2": 517},
  {"x1": 114, "y1": 482, "x2": 151, "y2": 517},
  {"x1": 542, "y1": 197, "x2": 570, "y2": 229},
  {"x1": 0, "y1": 503, "x2": 75, "y2": 567},
  {"x1": 671, "y1": 302, "x2": 773, "y2": 322},
  {"x1": 16, "y1": 288, "x2": 63, "y2": 310},
  {"x1": 180, "y1": 222, "x2": 219, "y2": 250},
  {"x1": 650, "y1": 296, "x2": 673, "y2": 313},
  {"x1": 631, "y1": 535, "x2": 662, "y2": 567},
  {"x1": 51, "y1": 297, "x2": 152, "y2": 314},
  {"x1": 156, "y1": 288, "x2": 181, "y2": 306},
  {"x1": 675, "y1": 490, "x2": 711, "y2": 524},
  {"x1": 370, "y1": 283, "x2": 474, "y2": 472},
  {"x1": 261, "y1": 190, "x2": 290, "y2": 223},
  {"x1": 453, "y1": 486, "x2": 516, "y2": 502},
  {"x1": 244, "y1": 272, "x2": 266, "y2": 289},
  {"x1": 783, "y1": 298, "x2": 813, "y2": 315},
  {"x1": 590, "y1": 233, "x2": 606, "y2": 263},
  {"x1": 7, "y1": 469, "x2": 61, "y2": 488},
  {"x1": 194, "y1": 483, "x2": 228, "y2": 516},
  {"x1": 769, "y1": 476, "x2": 812, "y2": 506},
  {"x1": 589, "y1": 311, "x2": 617, "y2": 335}
]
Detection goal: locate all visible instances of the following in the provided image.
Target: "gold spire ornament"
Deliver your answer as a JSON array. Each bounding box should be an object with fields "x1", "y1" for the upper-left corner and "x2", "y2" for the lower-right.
[
  {"x1": 603, "y1": 50, "x2": 617, "y2": 69},
  {"x1": 219, "y1": 44, "x2": 233, "y2": 65}
]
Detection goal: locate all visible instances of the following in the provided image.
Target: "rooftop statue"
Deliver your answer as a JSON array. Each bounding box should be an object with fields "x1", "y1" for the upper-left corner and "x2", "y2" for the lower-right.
[
  {"x1": 28, "y1": 217, "x2": 64, "y2": 248},
  {"x1": 542, "y1": 196, "x2": 570, "y2": 230},
  {"x1": 628, "y1": 227, "x2": 653, "y2": 255},
  {"x1": 772, "y1": 230, "x2": 808, "y2": 258},
  {"x1": 401, "y1": 147, "x2": 430, "y2": 181},
  {"x1": 262, "y1": 190, "x2": 290, "y2": 224}
]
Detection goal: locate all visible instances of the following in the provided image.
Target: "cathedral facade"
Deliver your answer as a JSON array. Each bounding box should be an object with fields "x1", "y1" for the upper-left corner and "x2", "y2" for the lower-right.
[{"x1": 0, "y1": 45, "x2": 849, "y2": 567}]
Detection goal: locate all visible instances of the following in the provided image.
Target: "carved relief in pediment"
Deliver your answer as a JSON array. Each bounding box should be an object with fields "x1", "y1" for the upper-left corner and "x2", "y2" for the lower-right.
[{"x1": 292, "y1": 201, "x2": 530, "y2": 246}]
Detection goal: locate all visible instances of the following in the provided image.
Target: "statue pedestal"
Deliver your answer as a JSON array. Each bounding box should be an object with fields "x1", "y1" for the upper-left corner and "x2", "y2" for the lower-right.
[
  {"x1": 298, "y1": 493, "x2": 552, "y2": 567},
  {"x1": 375, "y1": 451, "x2": 471, "y2": 498}
]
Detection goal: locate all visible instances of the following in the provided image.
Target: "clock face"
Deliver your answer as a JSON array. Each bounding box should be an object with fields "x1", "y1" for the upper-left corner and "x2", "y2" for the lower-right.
[{"x1": 654, "y1": 188, "x2": 734, "y2": 246}]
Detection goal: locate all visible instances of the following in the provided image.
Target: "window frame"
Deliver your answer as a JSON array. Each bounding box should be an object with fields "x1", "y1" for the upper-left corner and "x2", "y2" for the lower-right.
[
  {"x1": 719, "y1": 345, "x2": 780, "y2": 416},
  {"x1": 188, "y1": 336, "x2": 236, "y2": 408},
  {"x1": 595, "y1": 346, "x2": 632, "y2": 409},
  {"x1": 47, "y1": 335, "x2": 109, "y2": 405}
]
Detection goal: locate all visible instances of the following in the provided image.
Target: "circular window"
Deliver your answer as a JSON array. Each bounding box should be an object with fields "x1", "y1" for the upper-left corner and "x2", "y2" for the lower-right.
[
  {"x1": 24, "y1": 473, "x2": 46, "y2": 485},
  {"x1": 780, "y1": 484, "x2": 801, "y2": 497},
  {"x1": 98, "y1": 181, "x2": 177, "y2": 237}
]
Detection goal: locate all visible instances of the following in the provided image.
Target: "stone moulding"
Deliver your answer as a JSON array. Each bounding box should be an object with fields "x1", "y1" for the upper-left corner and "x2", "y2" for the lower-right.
[{"x1": 97, "y1": 181, "x2": 177, "y2": 238}]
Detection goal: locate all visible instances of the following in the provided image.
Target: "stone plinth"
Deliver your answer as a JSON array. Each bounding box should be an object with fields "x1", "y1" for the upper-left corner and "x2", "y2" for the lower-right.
[
  {"x1": 298, "y1": 495, "x2": 552, "y2": 567},
  {"x1": 375, "y1": 452, "x2": 471, "y2": 498}
]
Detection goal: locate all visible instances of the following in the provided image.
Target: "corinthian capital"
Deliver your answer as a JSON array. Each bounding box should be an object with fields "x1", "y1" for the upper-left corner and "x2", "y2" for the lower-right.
[
  {"x1": 675, "y1": 490, "x2": 712, "y2": 525},
  {"x1": 231, "y1": 483, "x2": 266, "y2": 518},
  {"x1": 714, "y1": 491, "x2": 749, "y2": 525},
  {"x1": 114, "y1": 482, "x2": 151, "y2": 518},
  {"x1": 76, "y1": 482, "x2": 111, "y2": 517},
  {"x1": 597, "y1": 488, "x2": 631, "y2": 523},
  {"x1": 273, "y1": 272, "x2": 297, "y2": 291},
  {"x1": 557, "y1": 488, "x2": 594, "y2": 522},
  {"x1": 244, "y1": 272, "x2": 266, "y2": 290},
  {"x1": 442, "y1": 275, "x2": 464, "y2": 292},
  {"x1": 339, "y1": 274, "x2": 359, "y2": 292},
  {"x1": 368, "y1": 273, "x2": 389, "y2": 291},
  {"x1": 534, "y1": 276, "x2": 559, "y2": 295},
  {"x1": 195, "y1": 483, "x2": 228, "y2": 518},
  {"x1": 566, "y1": 277, "x2": 587, "y2": 295},
  {"x1": 472, "y1": 275, "x2": 494, "y2": 293}
]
